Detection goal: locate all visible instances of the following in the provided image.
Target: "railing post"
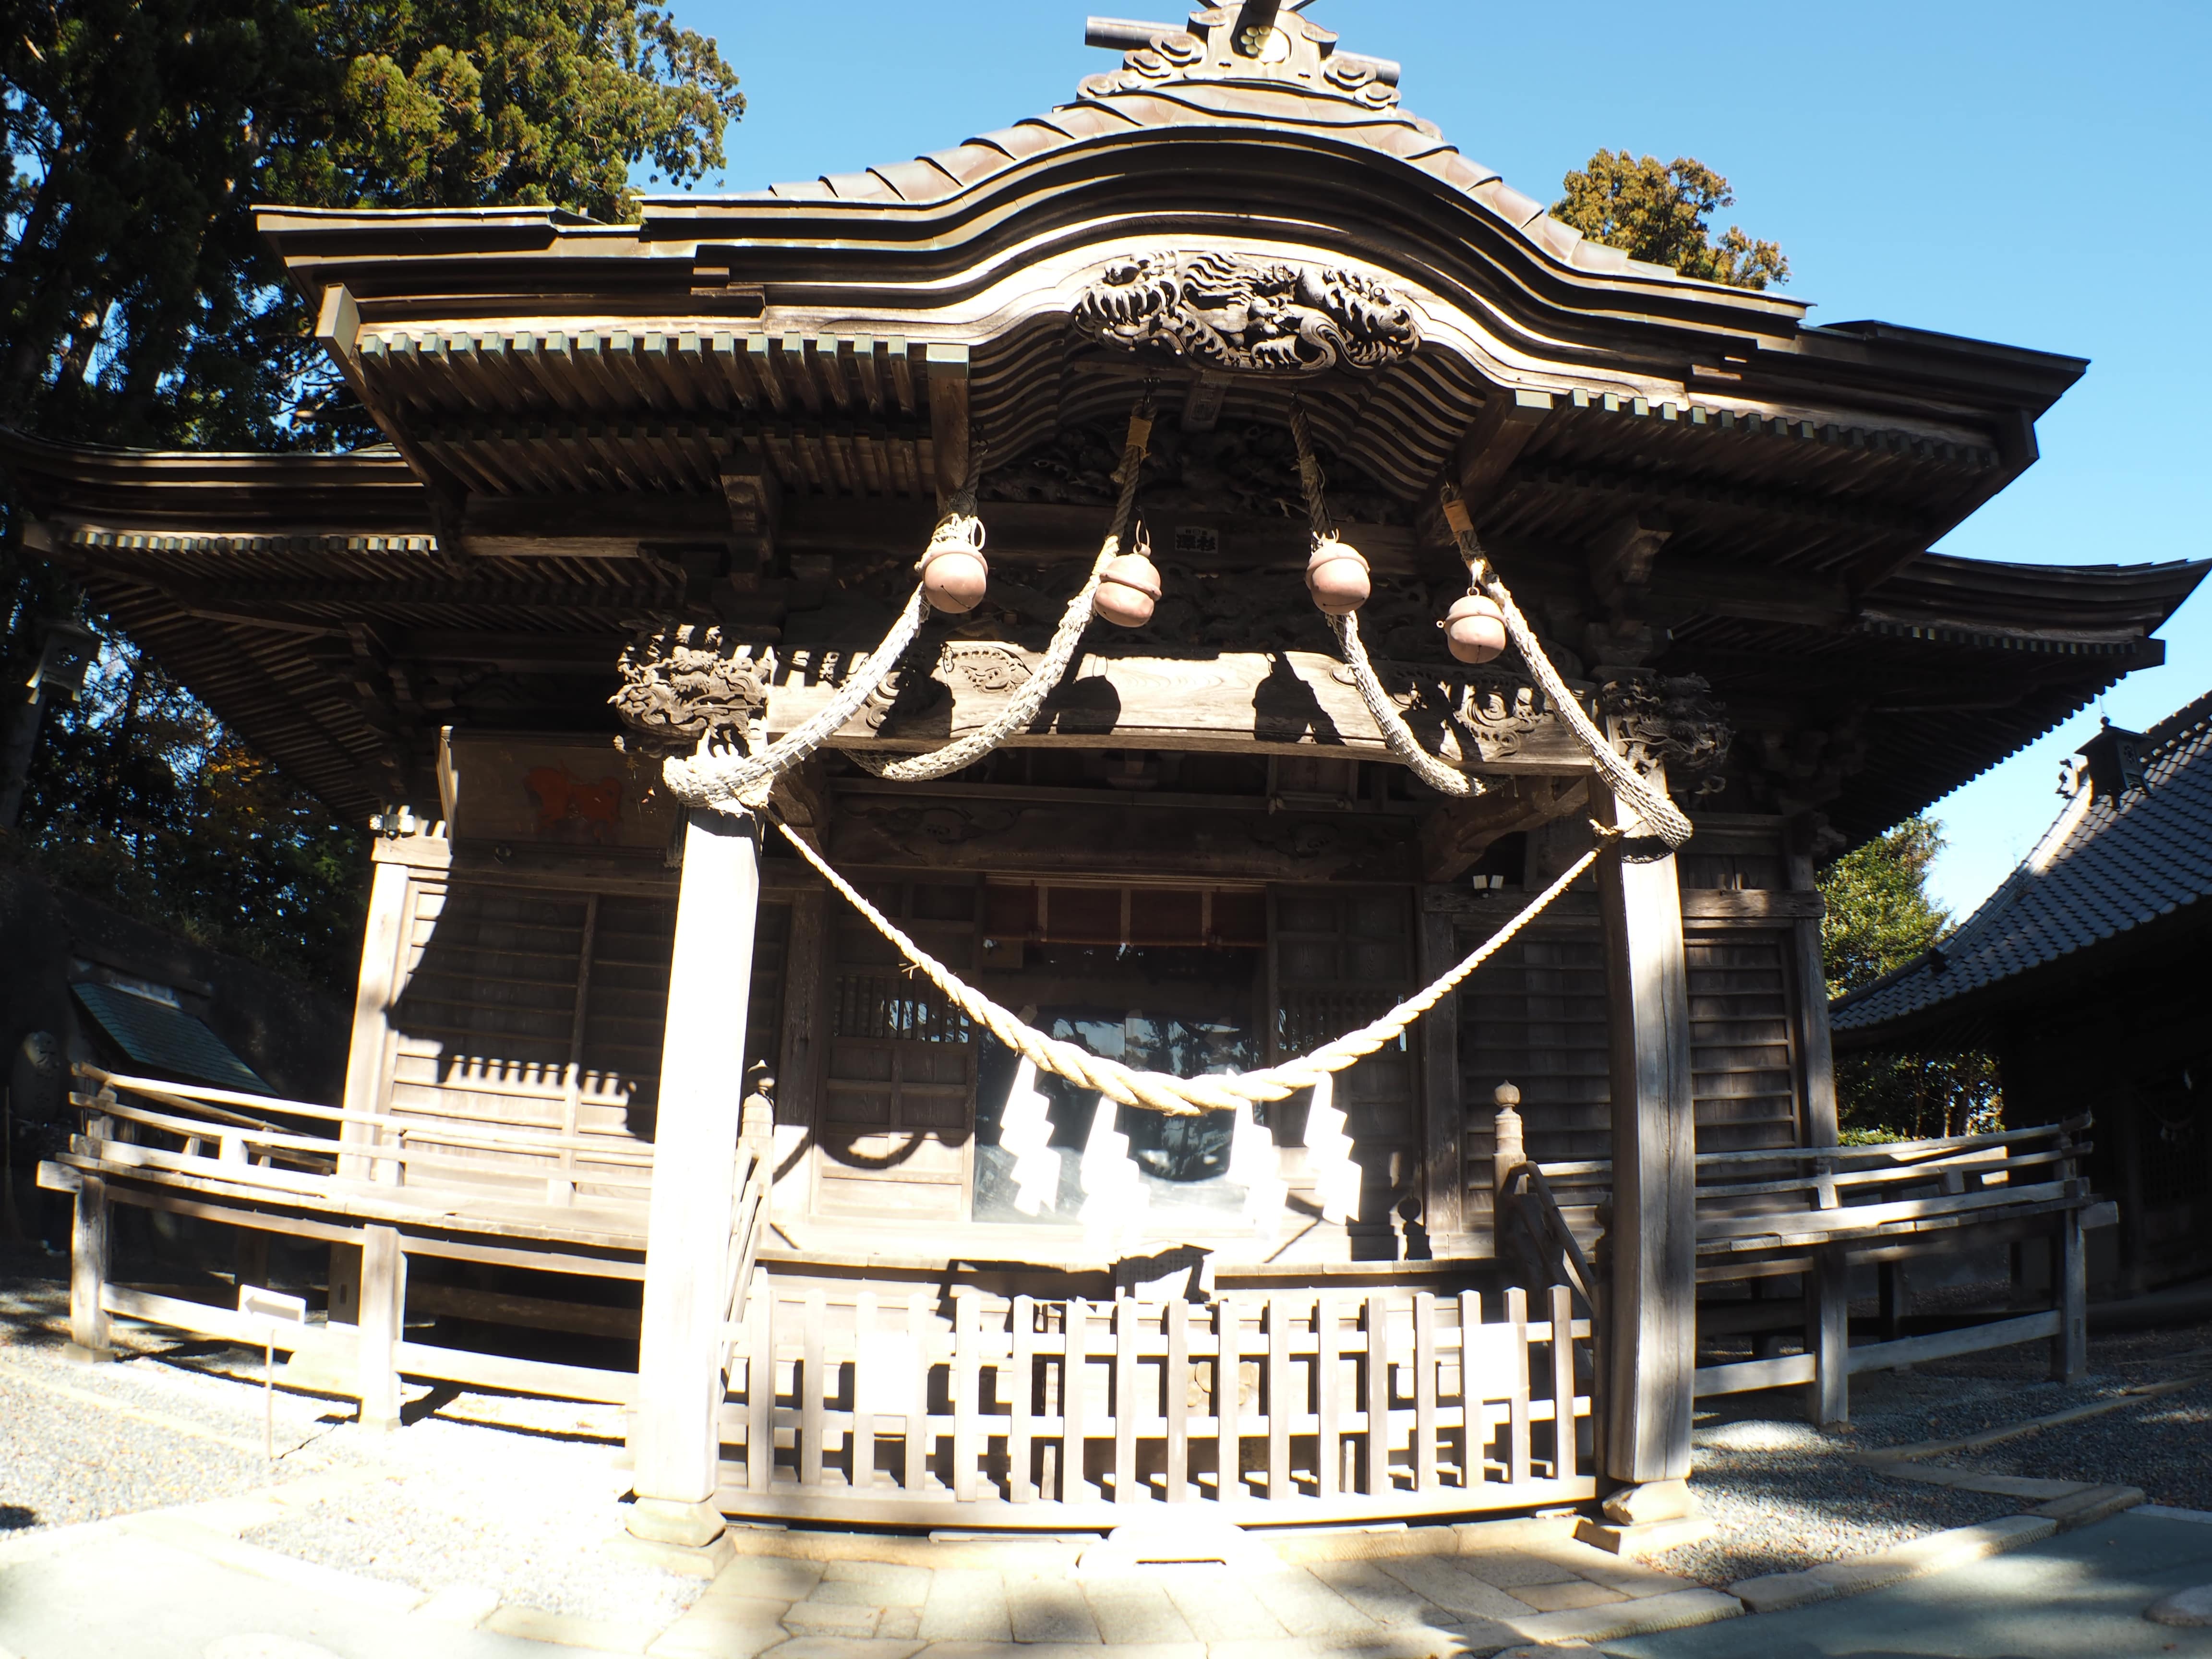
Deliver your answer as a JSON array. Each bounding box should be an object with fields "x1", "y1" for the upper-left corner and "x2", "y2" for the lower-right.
[
  {"x1": 1491, "y1": 1082, "x2": 1524, "y2": 1204},
  {"x1": 2049, "y1": 1125, "x2": 2089, "y2": 1382},
  {"x1": 357, "y1": 1224, "x2": 406, "y2": 1431},
  {"x1": 66, "y1": 1173, "x2": 115, "y2": 1363},
  {"x1": 630, "y1": 807, "x2": 759, "y2": 1562},
  {"x1": 1805, "y1": 1242, "x2": 1849, "y2": 1427}
]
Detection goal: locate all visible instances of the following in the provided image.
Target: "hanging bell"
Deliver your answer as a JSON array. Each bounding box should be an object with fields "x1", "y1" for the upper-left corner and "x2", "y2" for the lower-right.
[
  {"x1": 1443, "y1": 593, "x2": 1507, "y2": 663},
  {"x1": 1304, "y1": 535, "x2": 1370, "y2": 616},
  {"x1": 918, "y1": 516, "x2": 989, "y2": 613},
  {"x1": 1094, "y1": 539, "x2": 1163, "y2": 628}
]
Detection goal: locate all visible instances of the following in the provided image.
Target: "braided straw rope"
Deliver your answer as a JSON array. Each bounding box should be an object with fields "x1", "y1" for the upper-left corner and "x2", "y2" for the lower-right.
[
  {"x1": 1329, "y1": 610, "x2": 1481, "y2": 797},
  {"x1": 842, "y1": 402, "x2": 1154, "y2": 784},
  {"x1": 1439, "y1": 488, "x2": 1694, "y2": 848},
  {"x1": 1288, "y1": 401, "x2": 1480, "y2": 799},
  {"x1": 773, "y1": 813, "x2": 1597, "y2": 1117},
  {"x1": 665, "y1": 587, "x2": 928, "y2": 811}
]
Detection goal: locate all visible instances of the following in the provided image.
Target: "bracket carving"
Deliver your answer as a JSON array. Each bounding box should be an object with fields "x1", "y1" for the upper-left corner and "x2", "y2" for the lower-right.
[
  {"x1": 1598, "y1": 672, "x2": 1732, "y2": 795},
  {"x1": 1073, "y1": 251, "x2": 1420, "y2": 374},
  {"x1": 611, "y1": 625, "x2": 769, "y2": 757}
]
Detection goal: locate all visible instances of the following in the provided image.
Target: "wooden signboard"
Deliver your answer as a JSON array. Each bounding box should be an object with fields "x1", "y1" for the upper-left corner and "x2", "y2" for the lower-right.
[{"x1": 438, "y1": 729, "x2": 679, "y2": 853}]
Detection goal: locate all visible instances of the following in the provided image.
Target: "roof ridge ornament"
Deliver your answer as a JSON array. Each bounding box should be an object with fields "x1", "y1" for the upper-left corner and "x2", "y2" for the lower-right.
[
  {"x1": 1072, "y1": 250, "x2": 1420, "y2": 373},
  {"x1": 1082, "y1": 7, "x2": 1402, "y2": 107}
]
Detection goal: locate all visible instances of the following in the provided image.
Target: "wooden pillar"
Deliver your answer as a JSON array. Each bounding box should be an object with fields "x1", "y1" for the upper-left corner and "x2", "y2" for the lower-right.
[
  {"x1": 357, "y1": 1224, "x2": 406, "y2": 1430},
  {"x1": 1596, "y1": 778, "x2": 1697, "y2": 1486},
  {"x1": 1805, "y1": 1243, "x2": 1850, "y2": 1426},
  {"x1": 339, "y1": 856, "x2": 412, "y2": 1182},
  {"x1": 1418, "y1": 903, "x2": 1467, "y2": 1243},
  {"x1": 1785, "y1": 837, "x2": 1840, "y2": 1149},
  {"x1": 630, "y1": 807, "x2": 760, "y2": 1551},
  {"x1": 67, "y1": 1174, "x2": 114, "y2": 1362}
]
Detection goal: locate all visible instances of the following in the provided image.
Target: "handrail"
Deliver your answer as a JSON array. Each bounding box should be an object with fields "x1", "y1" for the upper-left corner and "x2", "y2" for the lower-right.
[
  {"x1": 1535, "y1": 1116, "x2": 2090, "y2": 1181},
  {"x1": 721, "y1": 1142, "x2": 771, "y2": 1385},
  {"x1": 75, "y1": 1065, "x2": 656, "y2": 1164},
  {"x1": 1498, "y1": 1160, "x2": 1599, "y2": 1315}
]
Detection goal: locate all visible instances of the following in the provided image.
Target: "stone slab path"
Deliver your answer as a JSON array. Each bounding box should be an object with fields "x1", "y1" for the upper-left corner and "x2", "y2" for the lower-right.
[
  {"x1": 0, "y1": 1500, "x2": 1739, "y2": 1659},
  {"x1": 640, "y1": 1518, "x2": 1738, "y2": 1658},
  {"x1": 1605, "y1": 1506, "x2": 2212, "y2": 1659}
]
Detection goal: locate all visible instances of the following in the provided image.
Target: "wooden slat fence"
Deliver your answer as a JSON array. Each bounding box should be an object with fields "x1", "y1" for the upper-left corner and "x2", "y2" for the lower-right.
[{"x1": 713, "y1": 1281, "x2": 1595, "y2": 1525}]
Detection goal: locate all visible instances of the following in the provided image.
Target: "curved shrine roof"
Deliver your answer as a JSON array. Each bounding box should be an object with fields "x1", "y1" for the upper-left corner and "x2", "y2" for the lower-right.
[{"x1": 1833, "y1": 689, "x2": 2212, "y2": 1039}]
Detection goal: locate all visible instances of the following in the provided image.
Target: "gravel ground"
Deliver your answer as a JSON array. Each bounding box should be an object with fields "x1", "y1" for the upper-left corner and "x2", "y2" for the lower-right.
[
  {"x1": 0, "y1": 1252, "x2": 364, "y2": 1533},
  {"x1": 1652, "y1": 1308, "x2": 2212, "y2": 1587},
  {"x1": 0, "y1": 1248, "x2": 701, "y2": 1627}
]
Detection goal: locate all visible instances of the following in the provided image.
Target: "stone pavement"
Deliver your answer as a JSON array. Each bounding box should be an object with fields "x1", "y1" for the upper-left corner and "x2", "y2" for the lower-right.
[
  {"x1": 0, "y1": 1500, "x2": 1740, "y2": 1659},
  {"x1": 1604, "y1": 1504, "x2": 2212, "y2": 1658},
  {"x1": 641, "y1": 1517, "x2": 1738, "y2": 1658}
]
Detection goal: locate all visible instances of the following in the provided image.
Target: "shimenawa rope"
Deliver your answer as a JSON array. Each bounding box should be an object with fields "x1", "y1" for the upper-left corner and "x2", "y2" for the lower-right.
[
  {"x1": 664, "y1": 587, "x2": 927, "y2": 812},
  {"x1": 659, "y1": 394, "x2": 1685, "y2": 1116},
  {"x1": 1439, "y1": 486, "x2": 1694, "y2": 848},
  {"x1": 772, "y1": 811, "x2": 1598, "y2": 1117},
  {"x1": 1288, "y1": 400, "x2": 1483, "y2": 799},
  {"x1": 842, "y1": 403, "x2": 1154, "y2": 783}
]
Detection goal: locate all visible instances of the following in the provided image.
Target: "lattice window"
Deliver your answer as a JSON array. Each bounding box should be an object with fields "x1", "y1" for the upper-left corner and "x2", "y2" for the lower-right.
[{"x1": 818, "y1": 880, "x2": 980, "y2": 1219}]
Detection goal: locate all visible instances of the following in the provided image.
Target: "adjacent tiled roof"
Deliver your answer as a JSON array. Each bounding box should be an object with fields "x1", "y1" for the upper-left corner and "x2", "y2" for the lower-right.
[
  {"x1": 72, "y1": 982, "x2": 272, "y2": 1095},
  {"x1": 1832, "y1": 688, "x2": 2212, "y2": 1034}
]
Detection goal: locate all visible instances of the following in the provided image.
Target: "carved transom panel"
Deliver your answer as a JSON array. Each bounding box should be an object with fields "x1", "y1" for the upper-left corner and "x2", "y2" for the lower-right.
[{"x1": 1072, "y1": 251, "x2": 1420, "y2": 375}]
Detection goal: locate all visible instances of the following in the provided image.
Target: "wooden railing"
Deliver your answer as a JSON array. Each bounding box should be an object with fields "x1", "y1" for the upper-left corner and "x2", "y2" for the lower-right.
[
  {"x1": 712, "y1": 1280, "x2": 1597, "y2": 1527},
  {"x1": 66, "y1": 1066, "x2": 655, "y2": 1205},
  {"x1": 40, "y1": 1065, "x2": 687, "y2": 1418},
  {"x1": 1532, "y1": 1118, "x2": 2109, "y2": 1419}
]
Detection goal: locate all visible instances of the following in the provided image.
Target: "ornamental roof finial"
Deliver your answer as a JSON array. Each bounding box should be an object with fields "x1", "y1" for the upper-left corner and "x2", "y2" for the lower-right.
[{"x1": 1079, "y1": 6, "x2": 1403, "y2": 107}]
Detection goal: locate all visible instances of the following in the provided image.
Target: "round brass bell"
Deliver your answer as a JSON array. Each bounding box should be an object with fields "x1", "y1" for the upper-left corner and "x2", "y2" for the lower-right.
[
  {"x1": 1443, "y1": 593, "x2": 1507, "y2": 663},
  {"x1": 1094, "y1": 550, "x2": 1163, "y2": 628},
  {"x1": 1305, "y1": 538, "x2": 1370, "y2": 616}
]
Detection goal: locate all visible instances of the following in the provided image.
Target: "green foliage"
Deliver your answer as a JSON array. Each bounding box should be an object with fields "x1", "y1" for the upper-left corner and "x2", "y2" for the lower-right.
[
  {"x1": 1553, "y1": 152, "x2": 1790, "y2": 291},
  {"x1": 1, "y1": 0, "x2": 744, "y2": 449},
  {"x1": 1817, "y1": 815, "x2": 1948, "y2": 998},
  {"x1": 2, "y1": 623, "x2": 368, "y2": 990},
  {"x1": 0, "y1": 1, "x2": 740, "y2": 984},
  {"x1": 1818, "y1": 815, "x2": 2002, "y2": 1139}
]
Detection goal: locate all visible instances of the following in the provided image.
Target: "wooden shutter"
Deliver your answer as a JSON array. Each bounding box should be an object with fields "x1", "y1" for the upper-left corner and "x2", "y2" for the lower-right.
[
  {"x1": 1458, "y1": 926, "x2": 1612, "y2": 1217},
  {"x1": 1272, "y1": 885, "x2": 1417, "y2": 1231},
  {"x1": 385, "y1": 875, "x2": 789, "y2": 1201},
  {"x1": 1684, "y1": 929, "x2": 1800, "y2": 1153}
]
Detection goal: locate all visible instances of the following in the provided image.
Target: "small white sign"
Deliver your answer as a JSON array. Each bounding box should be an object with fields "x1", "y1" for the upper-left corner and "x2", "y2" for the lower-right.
[
  {"x1": 239, "y1": 1285, "x2": 308, "y2": 1328},
  {"x1": 238, "y1": 1284, "x2": 307, "y2": 1461}
]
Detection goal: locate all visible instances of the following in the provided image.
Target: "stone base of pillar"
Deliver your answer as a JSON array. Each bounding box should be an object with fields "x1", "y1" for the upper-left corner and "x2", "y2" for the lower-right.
[
  {"x1": 1602, "y1": 1477, "x2": 1695, "y2": 1525},
  {"x1": 1574, "y1": 1513, "x2": 1715, "y2": 1556},
  {"x1": 627, "y1": 1495, "x2": 728, "y2": 1550},
  {"x1": 607, "y1": 1526, "x2": 735, "y2": 1579},
  {"x1": 1579, "y1": 1478, "x2": 1707, "y2": 1555},
  {"x1": 61, "y1": 1341, "x2": 116, "y2": 1365}
]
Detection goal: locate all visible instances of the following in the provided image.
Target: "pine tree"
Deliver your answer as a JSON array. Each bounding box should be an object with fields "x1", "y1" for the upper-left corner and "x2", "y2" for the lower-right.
[{"x1": 1552, "y1": 151, "x2": 1789, "y2": 290}]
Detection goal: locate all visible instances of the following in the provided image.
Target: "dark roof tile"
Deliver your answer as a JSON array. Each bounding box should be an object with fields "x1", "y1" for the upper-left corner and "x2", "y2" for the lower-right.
[{"x1": 1834, "y1": 689, "x2": 2212, "y2": 1034}]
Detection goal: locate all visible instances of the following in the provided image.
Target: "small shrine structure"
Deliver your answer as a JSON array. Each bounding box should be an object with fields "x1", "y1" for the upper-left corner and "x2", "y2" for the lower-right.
[{"x1": 15, "y1": 7, "x2": 2204, "y2": 1554}]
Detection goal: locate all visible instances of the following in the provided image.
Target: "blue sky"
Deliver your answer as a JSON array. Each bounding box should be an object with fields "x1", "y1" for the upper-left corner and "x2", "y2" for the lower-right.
[{"x1": 669, "y1": 0, "x2": 2212, "y2": 918}]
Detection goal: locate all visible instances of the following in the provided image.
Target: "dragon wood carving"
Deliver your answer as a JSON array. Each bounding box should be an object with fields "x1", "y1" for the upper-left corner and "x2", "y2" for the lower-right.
[
  {"x1": 1073, "y1": 252, "x2": 1420, "y2": 374},
  {"x1": 1598, "y1": 673, "x2": 1733, "y2": 796},
  {"x1": 611, "y1": 624, "x2": 769, "y2": 757}
]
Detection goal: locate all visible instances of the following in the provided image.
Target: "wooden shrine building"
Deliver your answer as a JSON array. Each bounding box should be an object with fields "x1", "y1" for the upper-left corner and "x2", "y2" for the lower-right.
[
  {"x1": 1834, "y1": 698, "x2": 2212, "y2": 1299},
  {"x1": 13, "y1": 7, "x2": 2206, "y2": 1552}
]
